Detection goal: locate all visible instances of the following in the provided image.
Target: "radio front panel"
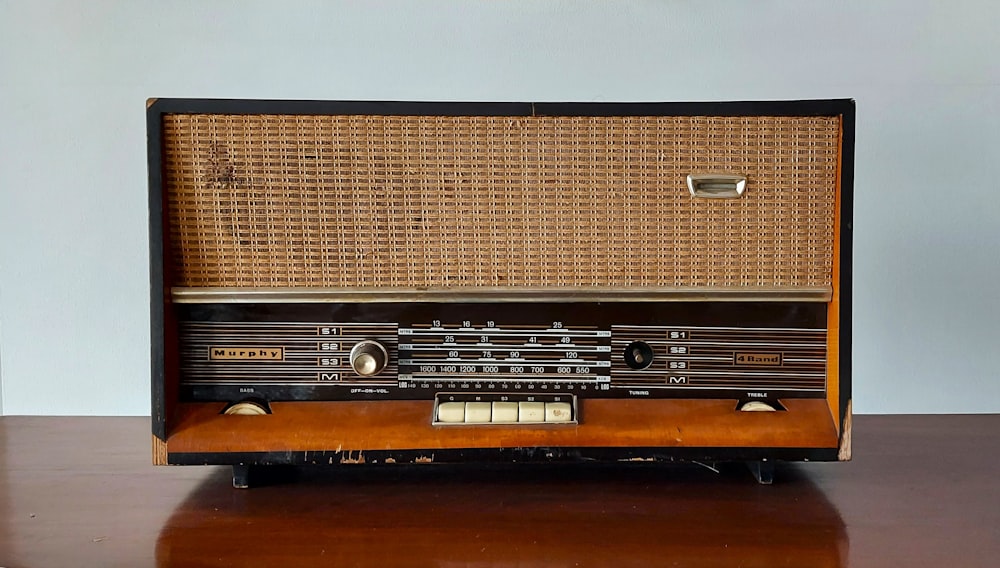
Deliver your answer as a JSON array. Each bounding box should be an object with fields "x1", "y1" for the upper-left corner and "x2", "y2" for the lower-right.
[{"x1": 148, "y1": 98, "x2": 854, "y2": 483}]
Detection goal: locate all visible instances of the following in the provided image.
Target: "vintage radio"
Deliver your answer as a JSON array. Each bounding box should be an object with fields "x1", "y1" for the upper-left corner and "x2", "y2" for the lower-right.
[{"x1": 148, "y1": 98, "x2": 854, "y2": 487}]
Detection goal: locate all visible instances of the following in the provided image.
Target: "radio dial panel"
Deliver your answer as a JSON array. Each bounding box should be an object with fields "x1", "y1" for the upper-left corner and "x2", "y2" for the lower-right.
[{"x1": 177, "y1": 301, "x2": 827, "y2": 407}]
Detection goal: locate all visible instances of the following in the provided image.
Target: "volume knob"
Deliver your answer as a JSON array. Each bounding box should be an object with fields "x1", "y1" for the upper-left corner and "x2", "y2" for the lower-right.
[{"x1": 349, "y1": 340, "x2": 389, "y2": 376}]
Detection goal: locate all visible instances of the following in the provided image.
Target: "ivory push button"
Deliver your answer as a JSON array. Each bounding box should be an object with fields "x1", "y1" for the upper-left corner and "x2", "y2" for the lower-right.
[
  {"x1": 491, "y1": 401, "x2": 519, "y2": 423},
  {"x1": 433, "y1": 394, "x2": 576, "y2": 425},
  {"x1": 437, "y1": 402, "x2": 465, "y2": 423},
  {"x1": 465, "y1": 402, "x2": 492, "y2": 423},
  {"x1": 545, "y1": 402, "x2": 573, "y2": 422},
  {"x1": 518, "y1": 401, "x2": 546, "y2": 423}
]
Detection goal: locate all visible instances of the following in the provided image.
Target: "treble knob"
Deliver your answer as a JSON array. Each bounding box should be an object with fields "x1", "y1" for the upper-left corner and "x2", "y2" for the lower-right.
[{"x1": 350, "y1": 340, "x2": 389, "y2": 376}]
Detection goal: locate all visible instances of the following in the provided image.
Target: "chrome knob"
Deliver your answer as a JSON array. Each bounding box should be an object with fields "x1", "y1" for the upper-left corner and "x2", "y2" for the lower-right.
[{"x1": 350, "y1": 340, "x2": 388, "y2": 376}]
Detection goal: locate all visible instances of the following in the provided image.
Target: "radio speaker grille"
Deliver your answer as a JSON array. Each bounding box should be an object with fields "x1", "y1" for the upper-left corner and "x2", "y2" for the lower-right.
[{"x1": 161, "y1": 114, "x2": 839, "y2": 289}]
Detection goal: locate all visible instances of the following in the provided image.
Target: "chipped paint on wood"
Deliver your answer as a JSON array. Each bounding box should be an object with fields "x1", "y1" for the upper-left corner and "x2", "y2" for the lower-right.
[
  {"x1": 152, "y1": 435, "x2": 168, "y2": 465},
  {"x1": 413, "y1": 455, "x2": 434, "y2": 464},
  {"x1": 838, "y1": 399, "x2": 852, "y2": 461},
  {"x1": 339, "y1": 451, "x2": 366, "y2": 464},
  {"x1": 384, "y1": 457, "x2": 396, "y2": 464}
]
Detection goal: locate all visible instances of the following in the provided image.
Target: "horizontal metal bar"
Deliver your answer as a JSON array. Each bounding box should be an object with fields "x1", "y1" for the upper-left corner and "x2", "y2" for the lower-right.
[{"x1": 170, "y1": 286, "x2": 832, "y2": 304}]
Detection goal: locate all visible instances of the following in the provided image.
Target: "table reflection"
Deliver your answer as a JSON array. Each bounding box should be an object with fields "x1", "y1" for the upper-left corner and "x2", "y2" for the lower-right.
[{"x1": 156, "y1": 462, "x2": 846, "y2": 567}]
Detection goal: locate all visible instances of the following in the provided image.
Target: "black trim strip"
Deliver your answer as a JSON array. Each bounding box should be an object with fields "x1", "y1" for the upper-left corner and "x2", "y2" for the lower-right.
[
  {"x1": 147, "y1": 98, "x2": 533, "y2": 117},
  {"x1": 167, "y1": 446, "x2": 841, "y2": 466},
  {"x1": 533, "y1": 99, "x2": 854, "y2": 117},
  {"x1": 838, "y1": 101, "x2": 856, "y2": 442},
  {"x1": 147, "y1": 101, "x2": 166, "y2": 441},
  {"x1": 146, "y1": 98, "x2": 854, "y2": 118}
]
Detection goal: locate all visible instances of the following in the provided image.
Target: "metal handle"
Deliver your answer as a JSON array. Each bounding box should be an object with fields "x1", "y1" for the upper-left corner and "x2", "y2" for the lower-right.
[{"x1": 687, "y1": 174, "x2": 747, "y2": 198}]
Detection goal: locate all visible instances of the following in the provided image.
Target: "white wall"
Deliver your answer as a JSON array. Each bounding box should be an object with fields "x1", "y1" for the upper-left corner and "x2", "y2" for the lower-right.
[
  {"x1": 0, "y1": 335, "x2": 4, "y2": 415},
  {"x1": 1, "y1": 1, "x2": 998, "y2": 415}
]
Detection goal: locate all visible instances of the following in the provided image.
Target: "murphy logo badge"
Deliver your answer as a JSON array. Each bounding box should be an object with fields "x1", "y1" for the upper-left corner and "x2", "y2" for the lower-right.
[{"x1": 209, "y1": 347, "x2": 284, "y2": 361}]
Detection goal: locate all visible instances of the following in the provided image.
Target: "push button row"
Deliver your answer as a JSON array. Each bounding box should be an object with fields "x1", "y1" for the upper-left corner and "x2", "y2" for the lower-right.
[{"x1": 436, "y1": 401, "x2": 573, "y2": 424}]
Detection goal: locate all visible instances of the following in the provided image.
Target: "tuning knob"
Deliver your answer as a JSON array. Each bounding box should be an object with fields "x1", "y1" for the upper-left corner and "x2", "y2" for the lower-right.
[{"x1": 350, "y1": 340, "x2": 389, "y2": 376}]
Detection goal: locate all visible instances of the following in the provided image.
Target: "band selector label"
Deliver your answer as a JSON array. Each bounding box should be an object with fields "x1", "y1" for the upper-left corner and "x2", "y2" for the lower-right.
[{"x1": 735, "y1": 353, "x2": 783, "y2": 366}]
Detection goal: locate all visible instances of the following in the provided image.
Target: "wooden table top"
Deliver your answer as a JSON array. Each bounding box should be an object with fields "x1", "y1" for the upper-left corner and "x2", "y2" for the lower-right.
[{"x1": 0, "y1": 415, "x2": 997, "y2": 567}]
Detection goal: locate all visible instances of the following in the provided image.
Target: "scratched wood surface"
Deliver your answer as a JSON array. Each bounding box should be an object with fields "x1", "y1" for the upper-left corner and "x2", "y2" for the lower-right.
[
  {"x1": 164, "y1": 398, "x2": 840, "y2": 454},
  {"x1": 1, "y1": 415, "x2": 998, "y2": 567}
]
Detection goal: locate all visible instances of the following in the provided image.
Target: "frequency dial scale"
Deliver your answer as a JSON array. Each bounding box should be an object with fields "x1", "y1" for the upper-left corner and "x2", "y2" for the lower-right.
[{"x1": 397, "y1": 320, "x2": 612, "y2": 392}]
